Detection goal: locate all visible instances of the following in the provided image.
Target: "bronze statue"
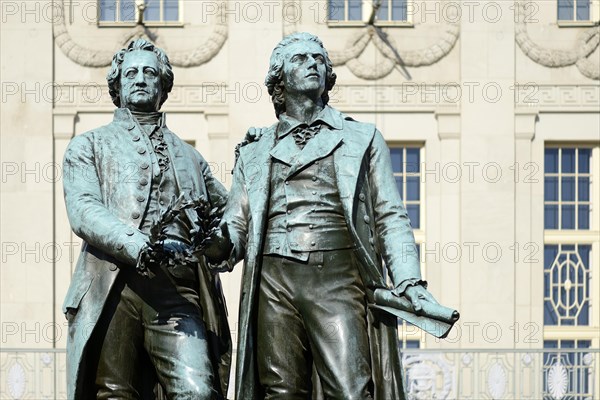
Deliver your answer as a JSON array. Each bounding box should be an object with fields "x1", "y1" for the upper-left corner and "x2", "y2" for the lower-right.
[
  {"x1": 62, "y1": 39, "x2": 230, "y2": 399},
  {"x1": 206, "y1": 32, "x2": 445, "y2": 399}
]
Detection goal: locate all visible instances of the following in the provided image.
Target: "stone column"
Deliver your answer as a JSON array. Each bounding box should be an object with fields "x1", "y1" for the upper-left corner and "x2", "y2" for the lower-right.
[{"x1": 459, "y1": 0, "x2": 517, "y2": 349}]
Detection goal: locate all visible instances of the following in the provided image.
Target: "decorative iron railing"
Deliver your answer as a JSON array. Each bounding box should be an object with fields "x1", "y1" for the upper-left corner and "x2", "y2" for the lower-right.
[{"x1": 1, "y1": 348, "x2": 597, "y2": 399}]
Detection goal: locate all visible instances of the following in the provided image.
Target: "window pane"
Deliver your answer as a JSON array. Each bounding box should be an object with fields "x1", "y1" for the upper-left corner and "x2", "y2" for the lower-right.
[
  {"x1": 144, "y1": 0, "x2": 160, "y2": 21},
  {"x1": 576, "y1": 0, "x2": 590, "y2": 20},
  {"x1": 544, "y1": 301, "x2": 558, "y2": 324},
  {"x1": 578, "y1": 177, "x2": 590, "y2": 201},
  {"x1": 561, "y1": 205, "x2": 575, "y2": 229},
  {"x1": 577, "y1": 245, "x2": 591, "y2": 325},
  {"x1": 392, "y1": 0, "x2": 407, "y2": 21},
  {"x1": 548, "y1": 245, "x2": 562, "y2": 263},
  {"x1": 579, "y1": 244, "x2": 590, "y2": 266},
  {"x1": 164, "y1": 0, "x2": 178, "y2": 21},
  {"x1": 545, "y1": 148, "x2": 558, "y2": 173},
  {"x1": 100, "y1": 0, "x2": 116, "y2": 21},
  {"x1": 577, "y1": 340, "x2": 591, "y2": 348},
  {"x1": 578, "y1": 205, "x2": 590, "y2": 229},
  {"x1": 406, "y1": 148, "x2": 420, "y2": 172},
  {"x1": 377, "y1": 0, "x2": 389, "y2": 20},
  {"x1": 562, "y1": 148, "x2": 576, "y2": 173},
  {"x1": 329, "y1": 0, "x2": 344, "y2": 20},
  {"x1": 406, "y1": 177, "x2": 420, "y2": 201},
  {"x1": 578, "y1": 148, "x2": 591, "y2": 172},
  {"x1": 394, "y1": 176, "x2": 403, "y2": 195},
  {"x1": 407, "y1": 204, "x2": 420, "y2": 229},
  {"x1": 544, "y1": 205, "x2": 558, "y2": 229},
  {"x1": 120, "y1": 0, "x2": 136, "y2": 21},
  {"x1": 558, "y1": 0, "x2": 574, "y2": 20},
  {"x1": 561, "y1": 177, "x2": 575, "y2": 201},
  {"x1": 545, "y1": 176, "x2": 558, "y2": 201},
  {"x1": 544, "y1": 246, "x2": 559, "y2": 326},
  {"x1": 390, "y1": 148, "x2": 403, "y2": 172},
  {"x1": 348, "y1": 0, "x2": 362, "y2": 20}
]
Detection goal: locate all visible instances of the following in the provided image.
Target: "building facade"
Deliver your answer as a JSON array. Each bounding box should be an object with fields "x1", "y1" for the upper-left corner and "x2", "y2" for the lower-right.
[{"x1": 1, "y1": 0, "x2": 599, "y2": 398}]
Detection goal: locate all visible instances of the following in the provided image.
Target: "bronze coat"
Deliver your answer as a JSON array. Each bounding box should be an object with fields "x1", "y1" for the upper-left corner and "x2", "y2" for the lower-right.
[
  {"x1": 62, "y1": 109, "x2": 231, "y2": 399},
  {"x1": 224, "y1": 107, "x2": 421, "y2": 399}
]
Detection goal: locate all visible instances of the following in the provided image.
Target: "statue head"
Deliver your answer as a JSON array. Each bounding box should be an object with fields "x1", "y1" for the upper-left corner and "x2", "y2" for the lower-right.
[
  {"x1": 107, "y1": 39, "x2": 174, "y2": 112},
  {"x1": 265, "y1": 32, "x2": 337, "y2": 117}
]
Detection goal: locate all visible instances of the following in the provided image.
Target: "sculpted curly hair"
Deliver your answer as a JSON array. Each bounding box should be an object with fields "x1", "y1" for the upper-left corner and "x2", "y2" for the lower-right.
[
  {"x1": 265, "y1": 32, "x2": 337, "y2": 117},
  {"x1": 106, "y1": 39, "x2": 174, "y2": 109}
]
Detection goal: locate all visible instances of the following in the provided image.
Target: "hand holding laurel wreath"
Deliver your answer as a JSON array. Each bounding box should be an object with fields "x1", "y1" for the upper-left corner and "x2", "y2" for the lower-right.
[{"x1": 136, "y1": 195, "x2": 221, "y2": 277}]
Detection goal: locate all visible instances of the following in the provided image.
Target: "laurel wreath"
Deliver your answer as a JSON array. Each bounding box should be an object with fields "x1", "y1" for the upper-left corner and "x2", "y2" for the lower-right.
[{"x1": 136, "y1": 195, "x2": 221, "y2": 277}]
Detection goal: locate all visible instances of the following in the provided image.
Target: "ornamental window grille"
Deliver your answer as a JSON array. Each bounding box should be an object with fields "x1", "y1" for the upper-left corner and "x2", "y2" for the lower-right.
[
  {"x1": 543, "y1": 340, "x2": 594, "y2": 400},
  {"x1": 543, "y1": 145, "x2": 599, "y2": 398},
  {"x1": 543, "y1": 244, "x2": 591, "y2": 326}
]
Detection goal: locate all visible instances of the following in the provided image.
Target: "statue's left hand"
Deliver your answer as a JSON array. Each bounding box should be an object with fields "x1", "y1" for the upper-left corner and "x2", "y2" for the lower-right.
[
  {"x1": 245, "y1": 126, "x2": 268, "y2": 143},
  {"x1": 401, "y1": 285, "x2": 439, "y2": 314}
]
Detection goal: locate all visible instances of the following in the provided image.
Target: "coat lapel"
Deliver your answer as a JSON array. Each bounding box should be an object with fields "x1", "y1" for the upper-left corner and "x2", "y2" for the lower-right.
[
  {"x1": 287, "y1": 128, "x2": 343, "y2": 178},
  {"x1": 269, "y1": 133, "x2": 297, "y2": 166},
  {"x1": 163, "y1": 129, "x2": 194, "y2": 200}
]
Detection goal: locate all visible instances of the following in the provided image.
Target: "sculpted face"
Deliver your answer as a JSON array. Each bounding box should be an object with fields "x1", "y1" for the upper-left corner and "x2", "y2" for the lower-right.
[
  {"x1": 119, "y1": 50, "x2": 162, "y2": 112},
  {"x1": 281, "y1": 41, "x2": 327, "y2": 99}
]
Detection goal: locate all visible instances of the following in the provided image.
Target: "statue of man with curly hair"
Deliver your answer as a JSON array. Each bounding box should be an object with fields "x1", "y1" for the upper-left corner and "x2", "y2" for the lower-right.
[
  {"x1": 206, "y1": 32, "x2": 436, "y2": 399},
  {"x1": 62, "y1": 39, "x2": 231, "y2": 399}
]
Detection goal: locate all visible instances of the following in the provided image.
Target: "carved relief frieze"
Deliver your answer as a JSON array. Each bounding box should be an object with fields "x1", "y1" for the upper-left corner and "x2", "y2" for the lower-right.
[
  {"x1": 53, "y1": 83, "x2": 230, "y2": 110},
  {"x1": 282, "y1": 0, "x2": 459, "y2": 80},
  {"x1": 515, "y1": 1, "x2": 599, "y2": 80},
  {"x1": 329, "y1": 84, "x2": 460, "y2": 111},
  {"x1": 514, "y1": 84, "x2": 600, "y2": 110},
  {"x1": 53, "y1": 0, "x2": 227, "y2": 68}
]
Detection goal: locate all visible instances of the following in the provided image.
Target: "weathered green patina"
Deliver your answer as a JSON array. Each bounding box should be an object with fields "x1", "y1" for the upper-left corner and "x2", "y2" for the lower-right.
[
  {"x1": 62, "y1": 39, "x2": 230, "y2": 399},
  {"x1": 209, "y1": 32, "x2": 442, "y2": 399}
]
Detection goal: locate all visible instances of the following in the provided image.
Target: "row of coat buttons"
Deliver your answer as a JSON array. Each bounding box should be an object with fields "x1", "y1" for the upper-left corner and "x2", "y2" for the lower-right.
[
  {"x1": 284, "y1": 176, "x2": 319, "y2": 185},
  {"x1": 133, "y1": 135, "x2": 157, "y2": 172}
]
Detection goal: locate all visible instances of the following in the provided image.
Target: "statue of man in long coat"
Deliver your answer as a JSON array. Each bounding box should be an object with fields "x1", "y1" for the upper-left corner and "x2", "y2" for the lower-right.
[
  {"x1": 206, "y1": 32, "x2": 437, "y2": 399},
  {"x1": 62, "y1": 39, "x2": 231, "y2": 399}
]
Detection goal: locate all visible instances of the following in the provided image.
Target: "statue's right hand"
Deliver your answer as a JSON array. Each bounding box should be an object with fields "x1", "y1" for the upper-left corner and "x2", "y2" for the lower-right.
[
  {"x1": 161, "y1": 239, "x2": 190, "y2": 254},
  {"x1": 203, "y1": 222, "x2": 232, "y2": 264}
]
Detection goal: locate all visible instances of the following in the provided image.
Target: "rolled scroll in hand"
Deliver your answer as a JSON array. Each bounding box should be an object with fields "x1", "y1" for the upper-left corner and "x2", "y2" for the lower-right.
[{"x1": 371, "y1": 288, "x2": 460, "y2": 339}]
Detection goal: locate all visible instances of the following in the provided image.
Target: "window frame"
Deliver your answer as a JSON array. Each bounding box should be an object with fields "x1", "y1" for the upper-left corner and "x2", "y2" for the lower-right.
[
  {"x1": 327, "y1": 0, "x2": 414, "y2": 27},
  {"x1": 557, "y1": 0, "x2": 600, "y2": 27},
  {"x1": 387, "y1": 143, "x2": 426, "y2": 347},
  {"x1": 97, "y1": 0, "x2": 184, "y2": 27},
  {"x1": 543, "y1": 144, "x2": 600, "y2": 349},
  {"x1": 387, "y1": 144, "x2": 425, "y2": 237},
  {"x1": 543, "y1": 146, "x2": 593, "y2": 231}
]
